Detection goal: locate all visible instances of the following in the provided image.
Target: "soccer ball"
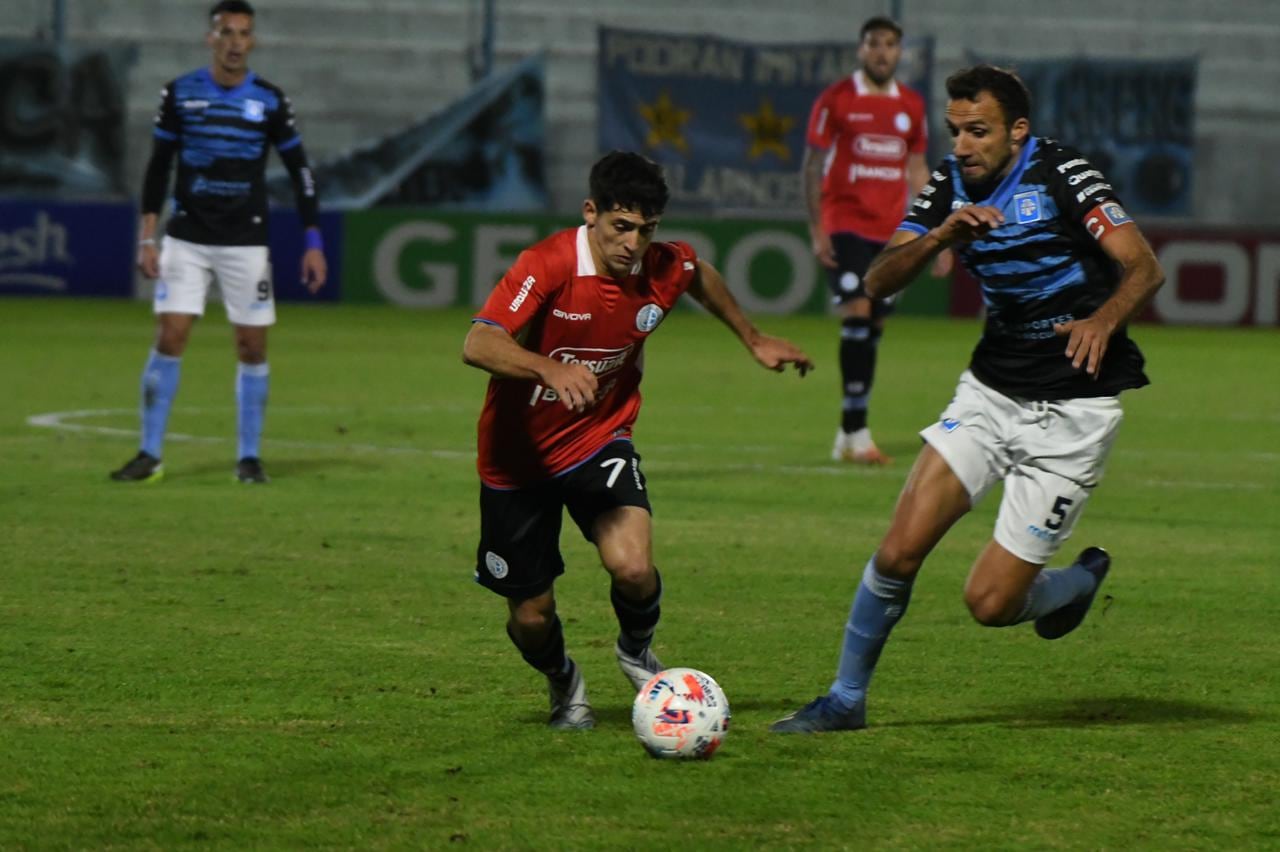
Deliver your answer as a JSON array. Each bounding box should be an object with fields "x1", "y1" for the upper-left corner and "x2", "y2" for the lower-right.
[{"x1": 631, "y1": 667, "x2": 730, "y2": 759}]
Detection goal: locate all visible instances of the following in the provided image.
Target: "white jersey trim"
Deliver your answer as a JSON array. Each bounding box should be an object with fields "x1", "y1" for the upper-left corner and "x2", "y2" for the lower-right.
[{"x1": 853, "y1": 70, "x2": 901, "y2": 98}]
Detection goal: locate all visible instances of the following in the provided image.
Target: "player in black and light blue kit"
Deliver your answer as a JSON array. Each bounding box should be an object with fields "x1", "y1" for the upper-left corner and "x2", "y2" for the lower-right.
[
  {"x1": 110, "y1": 0, "x2": 326, "y2": 484},
  {"x1": 773, "y1": 65, "x2": 1166, "y2": 733}
]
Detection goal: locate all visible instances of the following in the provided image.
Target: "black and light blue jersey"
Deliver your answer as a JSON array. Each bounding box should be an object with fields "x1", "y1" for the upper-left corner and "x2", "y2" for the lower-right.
[
  {"x1": 153, "y1": 68, "x2": 303, "y2": 245},
  {"x1": 901, "y1": 136, "x2": 1148, "y2": 400}
]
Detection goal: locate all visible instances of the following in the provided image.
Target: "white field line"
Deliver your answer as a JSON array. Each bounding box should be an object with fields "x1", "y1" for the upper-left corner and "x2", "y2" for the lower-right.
[{"x1": 23, "y1": 408, "x2": 1275, "y2": 490}]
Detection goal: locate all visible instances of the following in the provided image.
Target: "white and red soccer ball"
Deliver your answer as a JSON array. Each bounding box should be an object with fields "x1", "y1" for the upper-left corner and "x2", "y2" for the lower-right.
[{"x1": 631, "y1": 667, "x2": 730, "y2": 759}]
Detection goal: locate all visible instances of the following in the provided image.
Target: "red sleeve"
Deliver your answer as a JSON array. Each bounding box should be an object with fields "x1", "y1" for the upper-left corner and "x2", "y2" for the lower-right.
[
  {"x1": 473, "y1": 243, "x2": 563, "y2": 335},
  {"x1": 908, "y1": 89, "x2": 928, "y2": 154},
  {"x1": 648, "y1": 240, "x2": 699, "y2": 295},
  {"x1": 806, "y1": 85, "x2": 837, "y2": 150}
]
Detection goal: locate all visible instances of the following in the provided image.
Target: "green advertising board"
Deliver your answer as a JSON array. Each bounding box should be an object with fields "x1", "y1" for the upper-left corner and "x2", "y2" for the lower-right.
[{"x1": 342, "y1": 209, "x2": 948, "y2": 315}]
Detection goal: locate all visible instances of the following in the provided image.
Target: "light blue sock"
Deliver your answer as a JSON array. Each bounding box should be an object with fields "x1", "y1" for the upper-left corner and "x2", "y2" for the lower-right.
[
  {"x1": 236, "y1": 362, "x2": 269, "y2": 460},
  {"x1": 139, "y1": 349, "x2": 181, "y2": 458},
  {"x1": 1013, "y1": 562, "x2": 1098, "y2": 623},
  {"x1": 829, "y1": 556, "x2": 913, "y2": 710}
]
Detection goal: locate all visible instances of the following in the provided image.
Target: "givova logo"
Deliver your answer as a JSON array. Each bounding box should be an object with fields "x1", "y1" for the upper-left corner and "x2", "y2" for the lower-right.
[{"x1": 0, "y1": 211, "x2": 72, "y2": 291}]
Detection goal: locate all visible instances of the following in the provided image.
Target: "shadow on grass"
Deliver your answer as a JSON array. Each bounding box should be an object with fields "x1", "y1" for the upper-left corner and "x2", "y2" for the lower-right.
[
  {"x1": 172, "y1": 455, "x2": 386, "y2": 479},
  {"x1": 879, "y1": 695, "x2": 1259, "y2": 729}
]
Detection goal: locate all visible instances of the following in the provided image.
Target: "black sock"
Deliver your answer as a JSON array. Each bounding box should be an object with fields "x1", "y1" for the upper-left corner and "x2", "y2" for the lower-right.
[
  {"x1": 507, "y1": 616, "x2": 570, "y2": 682},
  {"x1": 611, "y1": 569, "x2": 662, "y2": 656},
  {"x1": 840, "y1": 318, "x2": 876, "y2": 434}
]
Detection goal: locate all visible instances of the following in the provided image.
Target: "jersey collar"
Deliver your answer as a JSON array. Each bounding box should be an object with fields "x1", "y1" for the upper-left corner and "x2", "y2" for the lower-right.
[
  {"x1": 201, "y1": 66, "x2": 257, "y2": 99},
  {"x1": 853, "y1": 69, "x2": 900, "y2": 98},
  {"x1": 576, "y1": 225, "x2": 644, "y2": 279},
  {"x1": 949, "y1": 136, "x2": 1039, "y2": 208}
]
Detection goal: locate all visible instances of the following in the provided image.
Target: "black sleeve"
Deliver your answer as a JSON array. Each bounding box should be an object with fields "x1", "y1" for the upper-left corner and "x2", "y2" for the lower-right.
[
  {"x1": 899, "y1": 161, "x2": 955, "y2": 235},
  {"x1": 1044, "y1": 142, "x2": 1125, "y2": 226},
  {"x1": 140, "y1": 136, "x2": 176, "y2": 215},
  {"x1": 278, "y1": 142, "x2": 319, "y2": 229}
]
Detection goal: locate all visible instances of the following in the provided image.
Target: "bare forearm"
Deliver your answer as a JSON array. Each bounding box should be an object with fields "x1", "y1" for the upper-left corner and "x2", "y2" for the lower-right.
[
  {"x1": 802, "y1": 151, "x2": 824, "y2": 232},
  {"x1": 865, "y1": 231, "x2": 946, "y2": 299},
  {"x1": 691, "y1": 263, "x2": 760, "y2": 348},
  {"x1": 462, "y1": 323, "x2": 554, "y2": 380},
  {"x1": 1092, "y1": 256, "x2": 1165, "y2": 331},
  {"x1": 138, "y1": 213, "x2": 159, "y2": 240}
]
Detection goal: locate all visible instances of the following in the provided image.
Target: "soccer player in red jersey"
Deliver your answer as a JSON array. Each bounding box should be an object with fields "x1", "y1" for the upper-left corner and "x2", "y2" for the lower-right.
[
  {"x1": 804, "y1": 16, "x2": 937, "y2": 465},
  {"x1": 463, "y1": 151, "x2": 813, "y2": 729}
]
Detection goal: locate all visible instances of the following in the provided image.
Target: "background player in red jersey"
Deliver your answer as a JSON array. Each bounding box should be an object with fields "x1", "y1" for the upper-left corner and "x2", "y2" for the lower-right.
[
  {"x1": 804, "y1": 16, "x2": 940, "y2": 465},
  {"x1": 463, "y1": 151, "x2": 813, "y2": 730}
]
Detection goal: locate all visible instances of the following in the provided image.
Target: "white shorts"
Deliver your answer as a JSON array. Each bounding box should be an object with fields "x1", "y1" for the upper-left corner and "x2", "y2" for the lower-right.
[
  {"x1": 154, "y1": 236, "x2": 276, "y2": 326},
  {"x1": 920, "y1": 370, "x2": 1124, "y2": 565}
]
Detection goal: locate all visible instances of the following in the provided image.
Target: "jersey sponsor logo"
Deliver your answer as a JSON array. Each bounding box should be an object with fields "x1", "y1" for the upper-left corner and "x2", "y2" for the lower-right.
[
  {"x1": 1075, "y1": 182, "x2": 1112, "y2": 203},
  {"x1": 181, "y1": 99, "x2": 209, "y2": 110},
  {"x1": 508, "y1": 275, "x2": 535, "y2": 311},
  {"x1": 854, "y1": 133, "x2": 907, "y2": 160},
  {"x1": 1025, "y1": 523, "x2": 1060, "y2": 542},
  {"x1": 484, "y1": 551, "x2": 509, "y2": 579},
  {"x1": 547, "y1": 344, "x2": 633, "y2": 376},
  {"x1": 931, "y1": 170, "x2": 946, "y2": 182},
  {"x1": 914, "y1": 199, "x2": 932, "y2": 210},
  {"x1": 847, "y1": 112, "x2": 874, "y2": 121},
  {"x1": 894, "y1": 111, "x2": 911, "y2": 133},
  {"x1": 1067, "y1": 169, "x2": 1104, "y2": 186},
  {"x1": 848, "y1": 163, "x2": 903, "y2": 183},
  {"x1": 1014, "y1": 190, "x2": 1042, "y2": 224},
  {"x1": 635, "y1": 304, "x2": 664, "y2": 332},
  {"x1": 919, "y1": 184, "x2": 936, "y2": 196},
  {"x1": 242, "y1": 99, "x2": 265, "y2": 122},
  {"x1": 552, "y1": 308, "x2": 592, "y2": 321},
  {"x1": 1056, "y1": 157, "x2": 1089, "y2": 174},
  {"x1": 190, "y1": 176, "x2": 252, "y2": 196},
  {"x1": 682, "y1": 261, "x2": 695, "y2": 271},
  {"x1": 941, "y1": 417, "x2": 960, "y2": 432}
]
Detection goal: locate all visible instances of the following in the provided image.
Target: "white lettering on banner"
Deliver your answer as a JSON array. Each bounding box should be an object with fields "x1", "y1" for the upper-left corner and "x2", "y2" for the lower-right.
[
  {"x1": 372, "y1": 221, "x2": 457, "y2": 307},
  {"x1": 1155, "y1": 241, "x2": 1250, "y2": 325},
  {"x1": 854, "y1": 134, "x2": 907, "y2": 160},
  {"x1": 1256, "y1": 244, "x2": 1280, "y2": 325},
  {"x1": 0, "y1": 211, "x2": 72, "y2": 291},
  {"x1": 472, "y1": 225, "x2": 538, "y2": 306},
  {"x1": 602, "y1": 32, "x2": 745, "y2": 81},
  {"x1": 723, "y1": 230, "x2": 815, "y2": 314}
]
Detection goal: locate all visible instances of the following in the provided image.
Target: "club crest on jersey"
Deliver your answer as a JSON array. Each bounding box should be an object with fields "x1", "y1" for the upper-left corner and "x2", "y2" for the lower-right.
[
  {"x1": 242, "y1": 99, "x2": 265, "y2": 121},
  {"x1": 1014, "y1": 191, "x2": 1042, "y2": 224},
  {"x1": 635, "y1": 304, "x2": 664, "y2": 332},
  {"x1": 1101, "y1": 202, "x2": 1131, "y2": 227}
]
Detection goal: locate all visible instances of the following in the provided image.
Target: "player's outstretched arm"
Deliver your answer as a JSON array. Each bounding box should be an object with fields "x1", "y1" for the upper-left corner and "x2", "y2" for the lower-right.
[
  {"x1": 462, "y1": 321, "x2": 598, "y2": 412},
  {"x1": 1053, "y1": 225, "x2": 1165, "y2": 377},
  {"x1": 687, "y1": 260, "x2": 813, "y2": 376}
]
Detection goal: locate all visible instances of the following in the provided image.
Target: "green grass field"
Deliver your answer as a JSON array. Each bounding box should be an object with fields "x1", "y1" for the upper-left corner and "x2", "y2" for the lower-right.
[{"x1": 2, "y1": 299, "x2": 1277, "y2": 850}]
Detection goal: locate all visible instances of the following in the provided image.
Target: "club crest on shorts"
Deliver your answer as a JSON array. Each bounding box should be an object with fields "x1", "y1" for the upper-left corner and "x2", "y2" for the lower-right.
[
  {"x1": 484, "y1": 551, "x2": 508, "y2": 579},
  {"x1": 636, "y1": 304, "x2": 664, "y2": 332}
]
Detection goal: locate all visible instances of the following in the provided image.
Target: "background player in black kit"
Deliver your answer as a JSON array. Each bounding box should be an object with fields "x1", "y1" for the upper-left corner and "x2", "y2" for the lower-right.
[
  {"x1": 110, "y1": 0, "x2": 326, "y2": 484},
  {"x1": 772, "y1": 65, "x2": 1165, "y2": 733}
]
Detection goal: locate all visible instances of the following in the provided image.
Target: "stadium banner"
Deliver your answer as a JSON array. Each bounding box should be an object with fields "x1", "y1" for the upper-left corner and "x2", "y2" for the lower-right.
[
  {"x1": 268, "y1": 209, "x2": 344, "y2": 302},
  {"x1": 341, "y1": 209, "x2": 948, "y2": 315},
  {"x1": 950, "y1": 227, "x2": 1280, "y2": 327},
  {"x1": 971, "y1": 56, "x2": 1197, "y2": 217},
  {"x1": 596, "y1": 27, "x2": 933, "y2": 214},
  {"x1": 0, "y1": 39, "x2": 137, "y2": 197},
  {"x1": 0, "y1": 198, "x2": 134, "y2": 297}
]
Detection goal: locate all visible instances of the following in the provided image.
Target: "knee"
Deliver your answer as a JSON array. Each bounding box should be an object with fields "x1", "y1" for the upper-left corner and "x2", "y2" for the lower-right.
[
  {"x1": 155, "y1": 327, "x2": 189, "y2": 356},
  {"x1": 607, "y1": 558, "x2": 654, "y2": 595},
  {"x1": 236, "y1": 338, "x2": 267, "y2": 364},
  {"x1": 873, "y1": 542, "x2": 924, "y2": 581},
  {"x1": 963, "y1": 586, "x2": 1020, "y2": 627},
  {"x1": 508, "y1": 600, "x2": 556, "y2": 635}
]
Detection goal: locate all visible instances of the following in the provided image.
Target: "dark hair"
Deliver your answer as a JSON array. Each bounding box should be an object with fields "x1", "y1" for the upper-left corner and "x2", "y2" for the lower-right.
[
  {"x1": 589, "y1": 151, "x2": 669, "y2": 218},
  {"x1": 210, "y1": 0, "x2": 254, "y2": 22},
  {"x1": 860, "y1": 16, "x2": 902, "y2": 41},
  {"x1": 945, "y1": 64, "x2": 1032, "y2": 128}
]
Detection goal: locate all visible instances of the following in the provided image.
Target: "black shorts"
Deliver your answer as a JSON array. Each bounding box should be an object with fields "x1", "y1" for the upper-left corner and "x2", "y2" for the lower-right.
[
  {"x1": 475, "y1": 440, "x2": 651, "y2": 600},
  {"x1": 825, "y1": 232, "x2": 896, "y2": 318}
]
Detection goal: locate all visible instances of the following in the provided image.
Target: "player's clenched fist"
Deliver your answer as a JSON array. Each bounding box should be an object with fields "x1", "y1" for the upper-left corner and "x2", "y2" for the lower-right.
[{"x1": 540, "y1": 360, "x2": 598, "y2": 413}]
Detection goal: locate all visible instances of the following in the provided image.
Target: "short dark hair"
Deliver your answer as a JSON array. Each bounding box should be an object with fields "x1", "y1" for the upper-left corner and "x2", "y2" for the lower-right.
[
  {"x1": 589, "y1": 151, "x2": 669, "y2": 219},
  {"x1": 210, "y1": 0, "x2": 255, "y2": 22},
  {"x1": 945, "y1": 64, "x2": 1032, "y2": 128},
  {"x1": 860, "y1": 16, "x2": 902, "y2": 41}
]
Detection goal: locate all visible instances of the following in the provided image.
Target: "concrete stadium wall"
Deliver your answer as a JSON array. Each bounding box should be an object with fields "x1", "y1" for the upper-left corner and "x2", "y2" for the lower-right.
[{"x1": 3, "y1": 0, "x2": 1277, "y2": 225}]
